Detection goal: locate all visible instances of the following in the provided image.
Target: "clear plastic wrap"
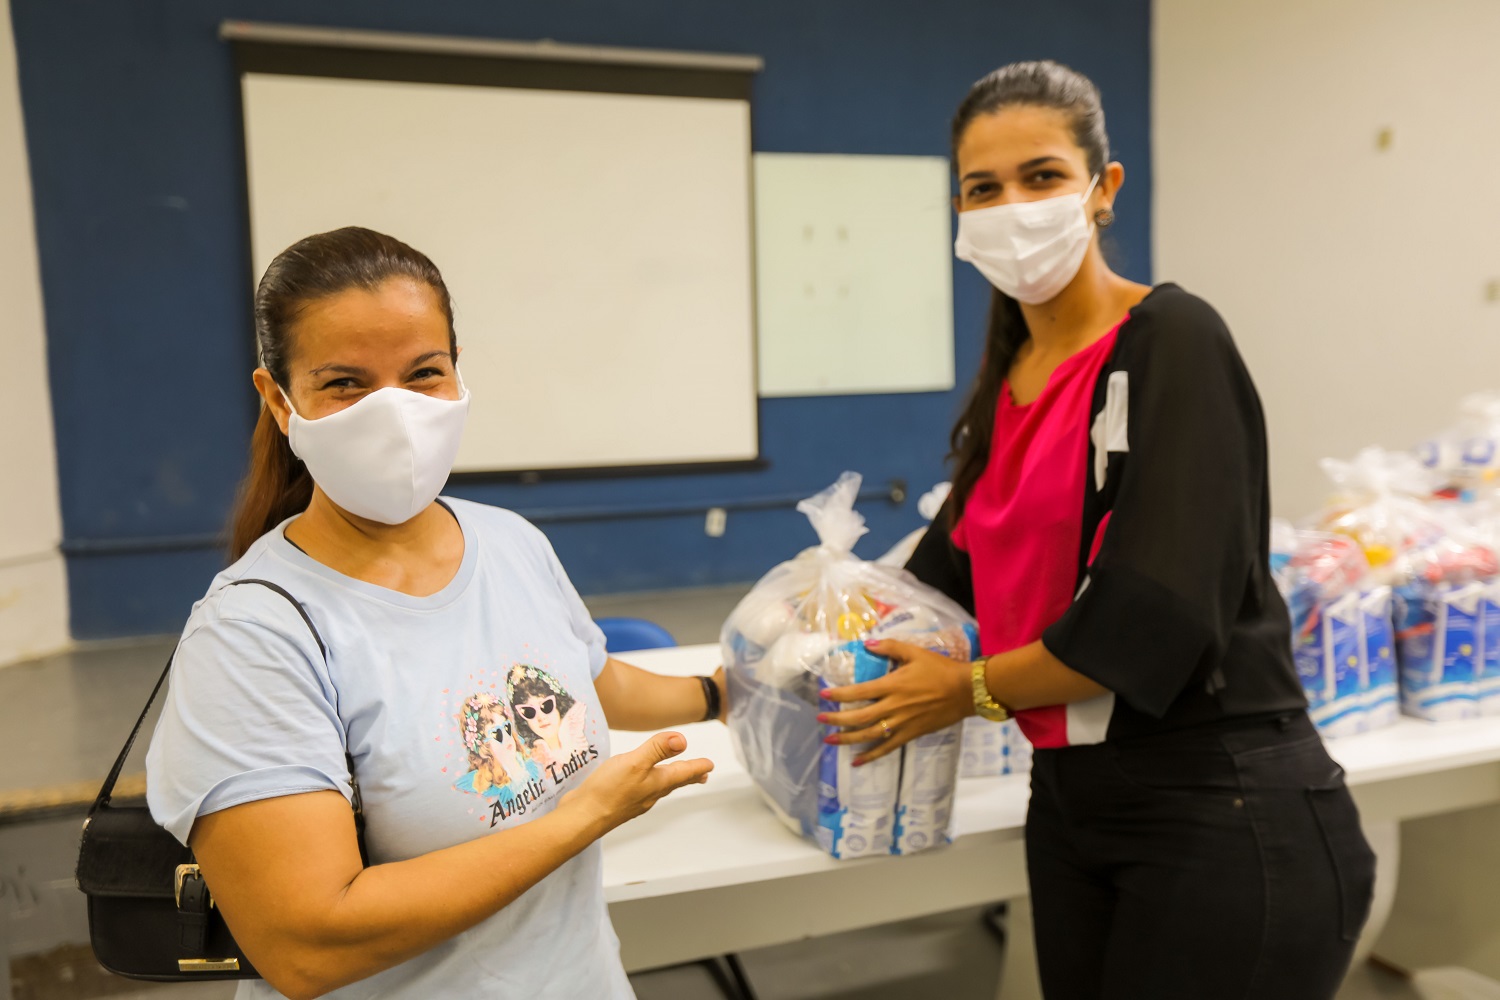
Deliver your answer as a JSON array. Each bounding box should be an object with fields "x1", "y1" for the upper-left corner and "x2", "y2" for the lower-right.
[
  {"x1": 1417, "y1": 392, "x2": 1500, "y2": 499},
  {"x1": 721, "y1": 473, "x2": 979, "y2": 859},
  {"x1": 1316, "y1": 447, "x2": 1440, "y2": 578}
]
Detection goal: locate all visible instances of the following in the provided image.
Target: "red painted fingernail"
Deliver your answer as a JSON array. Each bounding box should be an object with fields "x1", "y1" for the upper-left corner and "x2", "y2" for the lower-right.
[
  {"x1": 823, "y1": 735, "x2": 838, "y2": 745},
  {"x1": 816, "y1": 714, "x2": 829, "y2": 723},
  {"x1": 863, "y1": 639, "x2": 879, "y2": 648},
  {"x1": 852, "y1": 757, "x2": 866, "y2": 766}
]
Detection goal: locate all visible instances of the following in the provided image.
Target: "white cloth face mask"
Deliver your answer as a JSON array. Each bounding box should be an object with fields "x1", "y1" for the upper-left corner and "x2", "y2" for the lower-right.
[
  {"x1": 954, "y1": 174, "x2": 1100, "y2": 305},
  {"x1": 280, "y1": 374, "x2": 470, "y2": 525}
]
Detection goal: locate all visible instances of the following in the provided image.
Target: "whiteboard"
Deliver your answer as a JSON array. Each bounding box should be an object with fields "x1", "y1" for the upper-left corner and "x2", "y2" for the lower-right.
[
  {"x1": 754, "y1": 154, "x2": 955, "y2": 396},
  {"x1": 242, "y1": 73, "x2": 758, "y2": 473}
]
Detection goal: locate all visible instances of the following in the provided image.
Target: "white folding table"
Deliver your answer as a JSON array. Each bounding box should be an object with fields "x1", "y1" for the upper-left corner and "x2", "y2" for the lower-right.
[{"x1": 604, "y1": 644, "x2": 1500, "y2": 996}]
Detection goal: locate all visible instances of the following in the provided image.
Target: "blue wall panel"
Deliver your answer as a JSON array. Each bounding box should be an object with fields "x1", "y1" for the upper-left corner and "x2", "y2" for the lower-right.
[{"x1": 10, "y1": 0, "x2": 1152, "y2": 638}]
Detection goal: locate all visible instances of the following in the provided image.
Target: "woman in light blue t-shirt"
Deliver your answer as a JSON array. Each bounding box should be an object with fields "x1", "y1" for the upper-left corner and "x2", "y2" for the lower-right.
[{"x1": 145, "y1": 227, "x2": 723, "y2": 1000}]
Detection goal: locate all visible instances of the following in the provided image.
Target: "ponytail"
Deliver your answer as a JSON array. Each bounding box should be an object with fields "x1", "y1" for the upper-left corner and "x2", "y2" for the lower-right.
[
  {"x1": 229, "y1": 405, "x2": 313, "y2": 560},
  {"x1": 947, "y1": 289, "x2": 1027, "y2": 524}
]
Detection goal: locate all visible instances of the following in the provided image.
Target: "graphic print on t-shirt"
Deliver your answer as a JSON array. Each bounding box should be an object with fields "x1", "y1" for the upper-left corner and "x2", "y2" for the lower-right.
[{"x1": 444, "y1": 658, "x2": 602, "y2": 829}]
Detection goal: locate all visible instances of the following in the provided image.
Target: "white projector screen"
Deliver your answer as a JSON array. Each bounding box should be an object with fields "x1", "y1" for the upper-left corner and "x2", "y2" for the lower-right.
[{"x1": 241, "y1": 72, "x2": 759, "y2": 474}]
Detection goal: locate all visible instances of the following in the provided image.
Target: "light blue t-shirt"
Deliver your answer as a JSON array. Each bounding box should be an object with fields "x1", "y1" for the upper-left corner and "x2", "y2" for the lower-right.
[{"x1": 145, "y1": 498, "x2": 632, "y2": 999}]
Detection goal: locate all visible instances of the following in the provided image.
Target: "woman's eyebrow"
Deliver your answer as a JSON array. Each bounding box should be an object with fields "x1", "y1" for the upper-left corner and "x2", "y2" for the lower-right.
[
  {"x1": 960, "y1": 156, "x2": 1066, "y2": 184},
  {"x1": 307, "y1": 363, "x2": 369, "y2": 377},
  {"x1": 406, "y1": 350, "x2": 450, "y2": 369},
  {"x1": 1018, "y1": 155, "x2": 1066, "y2": 170}
]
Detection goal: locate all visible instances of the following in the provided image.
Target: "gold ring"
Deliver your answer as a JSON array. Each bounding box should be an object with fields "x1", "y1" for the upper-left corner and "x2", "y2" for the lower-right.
[{"x1": 879, "y1": 718, "x2": 893, "y2": 739}]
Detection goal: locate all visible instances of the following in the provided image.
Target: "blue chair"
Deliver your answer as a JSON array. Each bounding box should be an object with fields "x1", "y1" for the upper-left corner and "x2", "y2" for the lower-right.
[{"x1": 595, "y1": 616, "x2": 676, "y2": 653}]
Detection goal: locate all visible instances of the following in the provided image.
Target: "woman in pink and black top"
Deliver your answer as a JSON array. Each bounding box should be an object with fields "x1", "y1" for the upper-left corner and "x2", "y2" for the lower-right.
[{"x1": 820, "y1": 61, "x2": 1375, "y2": 999}]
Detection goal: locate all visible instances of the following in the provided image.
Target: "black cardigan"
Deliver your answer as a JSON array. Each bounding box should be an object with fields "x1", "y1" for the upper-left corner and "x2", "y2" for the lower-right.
[{"x1": 908, "y1": 284, "x2": 1306, "y2": 741}]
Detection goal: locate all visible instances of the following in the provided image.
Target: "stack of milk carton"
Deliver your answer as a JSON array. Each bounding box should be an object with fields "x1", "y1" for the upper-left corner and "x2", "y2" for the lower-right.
[
  {"x1": 1271, "y1": 521, "x2": 1399, "y2": 736},
  {"x1": 1389, "y1": 514, "x2": 1500, "y2": 720}
]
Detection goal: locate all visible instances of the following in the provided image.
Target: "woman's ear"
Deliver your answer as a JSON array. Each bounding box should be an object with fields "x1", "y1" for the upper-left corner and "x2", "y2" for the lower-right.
[
  {"x1": 1099, "y1": 161, "x2": 1126, "y2": 212},
  {"x1": 253, "y1": 368, "x2": 293, "y2": 436}
]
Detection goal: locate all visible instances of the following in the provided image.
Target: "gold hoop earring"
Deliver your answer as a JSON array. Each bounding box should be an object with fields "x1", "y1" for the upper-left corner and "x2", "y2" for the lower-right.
[{"x1": 1094, "y1": 207, "x2": 1116, "y2": 229}]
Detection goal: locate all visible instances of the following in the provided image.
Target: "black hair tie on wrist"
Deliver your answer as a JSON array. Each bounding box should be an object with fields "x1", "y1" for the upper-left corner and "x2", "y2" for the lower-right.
[{"x1": 698, "y1": 675, "x2": 721, "y2": 723}]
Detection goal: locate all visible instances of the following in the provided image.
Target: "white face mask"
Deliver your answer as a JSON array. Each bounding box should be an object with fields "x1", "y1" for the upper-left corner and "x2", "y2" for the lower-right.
[
  {"x1": 954, "y1": 175, "x2": 1100, "y2": 305},
  {"x1": 280, "y1": 376, "x2": 470, "y2": 525}
]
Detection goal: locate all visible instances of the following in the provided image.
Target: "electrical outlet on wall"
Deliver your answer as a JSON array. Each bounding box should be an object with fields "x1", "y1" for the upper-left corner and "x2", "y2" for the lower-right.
[{"x1": 705, "y1": 508, "x2": 727, "y2": 538}]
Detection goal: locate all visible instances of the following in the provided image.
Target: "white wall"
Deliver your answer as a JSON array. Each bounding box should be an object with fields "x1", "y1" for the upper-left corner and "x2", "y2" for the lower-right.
[
  {"x1": 1155, "y1": 1, "x2": 1500, "y2": 978},
  {"x1": 0, "y1": 0, "x2": 68, "y2": 665},
  {"x1": 1153, "y1": 0, "x2": 1500, "y2": 519}
]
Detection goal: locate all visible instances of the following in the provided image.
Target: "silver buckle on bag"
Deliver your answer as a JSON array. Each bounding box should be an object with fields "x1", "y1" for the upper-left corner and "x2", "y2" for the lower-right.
[{"x1": 174, "y1": 863, "x2": 214, "y2": 909}]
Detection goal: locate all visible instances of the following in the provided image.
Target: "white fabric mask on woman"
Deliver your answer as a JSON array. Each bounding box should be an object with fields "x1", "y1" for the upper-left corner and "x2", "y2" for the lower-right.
[
  {"x1": 954, "y1": 174, "x2": 1100, "y2": 305},
  {"x1": 281, "y1": 375, "x2": 470, "y2": 525}
]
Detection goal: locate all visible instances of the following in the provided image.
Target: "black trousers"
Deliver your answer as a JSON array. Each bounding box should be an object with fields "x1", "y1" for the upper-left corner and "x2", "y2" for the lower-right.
[{"x1": 1025, "y1": 713, "x2": 1376, "y2": 1000}]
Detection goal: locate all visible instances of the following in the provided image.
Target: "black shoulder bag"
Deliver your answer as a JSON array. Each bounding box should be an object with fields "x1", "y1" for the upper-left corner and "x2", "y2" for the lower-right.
[{"x1": 75, "y1": 579, "x2": 365, "y2": 981}]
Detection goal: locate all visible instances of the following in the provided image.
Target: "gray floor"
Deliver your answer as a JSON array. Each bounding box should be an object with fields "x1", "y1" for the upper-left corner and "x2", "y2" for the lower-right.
[{"x1": 4, "y1": 583, "x2": 1498, "y2": 999}]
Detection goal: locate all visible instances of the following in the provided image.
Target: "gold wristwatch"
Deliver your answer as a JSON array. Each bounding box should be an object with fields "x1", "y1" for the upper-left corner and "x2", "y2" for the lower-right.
[{"x1": 971, "y1": 657, "x2": 1011, "y2": 722}]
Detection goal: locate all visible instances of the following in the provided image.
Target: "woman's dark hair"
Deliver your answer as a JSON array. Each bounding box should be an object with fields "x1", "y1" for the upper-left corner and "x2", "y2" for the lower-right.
[
  {"x1": 507, "y1": 665, "x2": 578, "y2": 747},
  {"x1": 946, "y1": 61, "x2": 1110, "y2": 523},
  {"x1": 228, "y1": 227, "x2": 457, "y2": 559}
]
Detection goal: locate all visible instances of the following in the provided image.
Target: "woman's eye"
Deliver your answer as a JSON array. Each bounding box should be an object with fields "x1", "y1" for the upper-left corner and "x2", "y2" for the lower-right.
[
  {"x1": 1028, "y1": 170, "x2": 1064, "y2": 184},
  {"x1": 967, "y1": 183, "x2": 996, "y2": 199},
  {"x1": 409, "y1": 368, "x2": 444, "y2": 381},
  {"x1": 322, "y1": 377, "x2": 358, "y2": 390}
]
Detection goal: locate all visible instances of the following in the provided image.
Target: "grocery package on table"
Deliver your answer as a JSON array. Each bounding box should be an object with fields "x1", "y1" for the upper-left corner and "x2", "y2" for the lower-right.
[
  {"x1": 1271, "y1": 519, "x2": 1395, "y2": 736},
  {"x1": 1388, "y1": 505, "x2": 1500, "y2": 720},
  {"x1": 721, "y1": 473, "x2": 979, "y2": 859},
  {"x1": 1304, "y1": 447, "x2": 1500, "y2": 723}
]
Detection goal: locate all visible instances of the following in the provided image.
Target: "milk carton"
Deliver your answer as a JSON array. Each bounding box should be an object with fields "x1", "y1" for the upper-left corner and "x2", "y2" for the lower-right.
[
  {"x1": 1309, "y1": 592, "x2": 1365, "y2": 736},
  {"x1": 1397, "y1": 581, "x2": 1482, "y2": 721},
  {"x1": 892, "y1": 723, "x2": 962, "y2": 854},
  {"x1": 1479, "y1": 582, "x2": 1500, "y2": 716},
  {"x1": 959, "y1": 717, "x2": 1007, "y2": 778},
  {"x1": 1359, "y1": 587, "x2": 1399, "y2": 730},
  {"x1": 815, "y1": 642, "x2": 901, "y2": 859}
]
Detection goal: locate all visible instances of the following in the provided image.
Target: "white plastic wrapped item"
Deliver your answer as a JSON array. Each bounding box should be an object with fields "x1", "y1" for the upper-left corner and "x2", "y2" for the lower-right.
[
  {"x1": 1417, "y1": 391, "x2": 1500, "y2": 498},
  {"x1": 721, "y1": 473, "x2": 979, "y2": 859}
]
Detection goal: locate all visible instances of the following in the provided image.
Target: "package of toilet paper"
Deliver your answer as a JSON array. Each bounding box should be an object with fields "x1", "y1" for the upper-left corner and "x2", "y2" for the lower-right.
[{"x1": 721, "y1": 472, "x2": 980, "y2": 859}]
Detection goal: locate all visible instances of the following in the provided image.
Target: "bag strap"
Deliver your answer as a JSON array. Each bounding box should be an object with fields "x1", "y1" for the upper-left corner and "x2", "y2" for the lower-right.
[
  {"x1": 89, "y1": 577, "x2": 359, "y2": 828},
  {"x1": 90, "y1": 650, "x2": 174, "y2": 813}
]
